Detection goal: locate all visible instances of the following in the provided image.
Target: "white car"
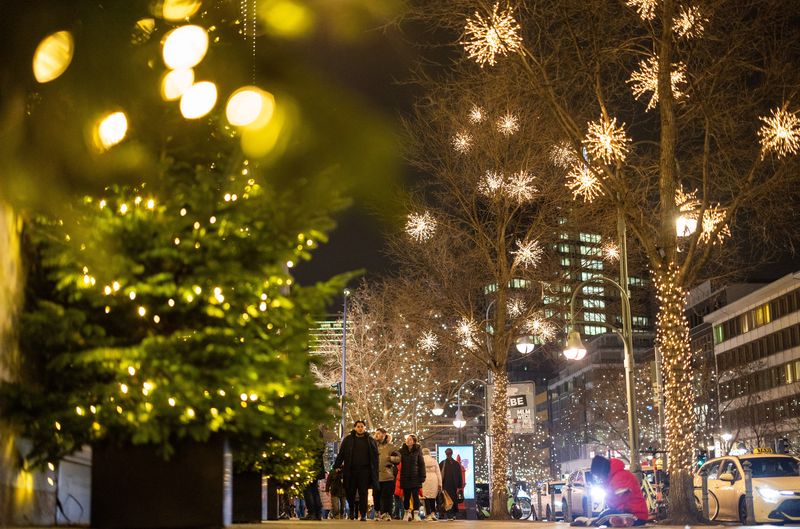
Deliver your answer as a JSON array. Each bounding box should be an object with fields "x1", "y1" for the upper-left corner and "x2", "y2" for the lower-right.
[
  {"x1": 538, "y1": 480, "x2": 565, "y2": 520},
  {"x1": 564, "y1": 468, "x2": 606, "y2": 518},
  {"x1": 693, "y1": 453, "x2": 800, "y2": 523}
]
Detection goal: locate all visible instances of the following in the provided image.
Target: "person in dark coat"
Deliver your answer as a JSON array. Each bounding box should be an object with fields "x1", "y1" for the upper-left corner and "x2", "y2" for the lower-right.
[
  {"x1": 333, "y1": 420, "x2": 379, "y2": 521},
  {"x1": 399, "y1": 434, "x2": 426, "y2": 521},
  {"x1": 439, "y1": 447, "x2": 464, "y2": 520}
]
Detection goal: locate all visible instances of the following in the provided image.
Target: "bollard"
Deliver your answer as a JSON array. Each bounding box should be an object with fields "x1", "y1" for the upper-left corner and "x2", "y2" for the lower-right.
[
  {"x1": 550, "y1": 489, "x2": 556, "y2": 520},
  {"x1": 537, "y1": 485, "x2": 543, "y2": 521},
  {"x1": 565, "y1": 483, "x2": 573, "y2": 523},
  {"x1": 700, "y1": 467, "x2": 709, "y2": 521},
  {"x1": 743, "y1": 460, "x2": 756, "y2": 524}
]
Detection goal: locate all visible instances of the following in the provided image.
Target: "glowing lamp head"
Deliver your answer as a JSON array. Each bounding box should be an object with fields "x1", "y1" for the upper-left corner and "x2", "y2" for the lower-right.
[
  {"x1": 180, "y1": 81, "x2": 217, "y2": 119},
  {"x1": 225, "y1": 87, "x2": 276, "y2": 128},
  {"x1": 453, "y1": 409, "x2": 467, "y2": 428},
  {"x1": 563, "y1": 330, "x2": 587, "y2": 361},
  {"x1": 94, "y1": 111, "x2": 128, "y2": 151},
  {"x1": 161, "y1": 68, "x2": 195, "y2": 101},
  {"x1": 431, "y1": 403, "x2": 444, "y2": 416},
  {"x1": 721, "y1": 433, "x2": 733, "y2": 442},
  {"x1": 33, "y1": 30, "x2": 74, "y2": 83},
  {"x1": 162, "y1": 25, "x2": 208, "y2": 69},
  {"x1": 515, "y1": 335, "x2": 535, "y2": 354},
  {"x1": 158, "y1": 0, "x2": 203, "y2": 21},
  {"x1": 676, "y1": 215, "x2": 698, "y2": 237}
]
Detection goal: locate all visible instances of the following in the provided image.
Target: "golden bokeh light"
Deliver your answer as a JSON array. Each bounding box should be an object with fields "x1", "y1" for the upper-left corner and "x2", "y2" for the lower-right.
[
  {"x1": 261, "y1": 0, "x2": 314, "y2": 38},
  {"x1": 225, "y1": 87, "x2": 275, "y2": 128},
  {"x1": 157, "y1": 0, "x2": 202, "y2": 21},
  {"x1": 94, "y1": 111, "x2": 129, "y2": 151},
  {"x1": 180, "y1": 81, "x2": 217, "y2": 119},
  {"x1": 161, "y1": 68, "x2": 195, "y2": 101},
  {"x1": 162, "y1": 25, "x2": 208, "y2": 69},
  {"x1": 32, "y1": 30, "x2": 74, "y2": 83}
]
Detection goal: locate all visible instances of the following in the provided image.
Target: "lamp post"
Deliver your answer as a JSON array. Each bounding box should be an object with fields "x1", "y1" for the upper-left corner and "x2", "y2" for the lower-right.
[{"x1": 340, "y1": 288, "x2": 351, "y2": 439}]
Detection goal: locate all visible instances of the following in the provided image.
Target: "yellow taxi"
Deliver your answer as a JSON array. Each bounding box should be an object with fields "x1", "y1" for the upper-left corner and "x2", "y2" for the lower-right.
[{"x1": 693, "y1": 451, "x2": 800, "y2": 523}]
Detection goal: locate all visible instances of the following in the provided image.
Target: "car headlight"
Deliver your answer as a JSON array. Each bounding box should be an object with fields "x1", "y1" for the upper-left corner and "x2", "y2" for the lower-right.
[
  {"x1": 590, "y1": 487, "x2": 607, "y2": 503},
  {"x1": 756, "y1": 486, "x2": 780, "y2": 503}
]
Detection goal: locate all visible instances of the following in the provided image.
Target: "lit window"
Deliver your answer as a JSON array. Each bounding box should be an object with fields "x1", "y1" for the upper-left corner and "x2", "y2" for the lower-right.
[
  {"x1": 580, "y1": 272, "x2": 597, "y2": 281},
  {"x1": 583, "y1": 259, "x2": 603, "y2": 270},
  {"x1": 584, "y1": 325, "x2": 605, "y2": 335},
  {"x1": 632, "y1": 316, "x2": 650, "y2": 327},
  {"x1": 580, "y1": 245, "x2": 601, "y2": 256},
  {"x1": 582, "y1": 285, "x2": 603, "y2": 295},
  {"x1": 561, "y1": 257, "x2": 571, "y2": 267},
  {"x1": 558, "y1": 243, "x2": 571, "y2": 253},
  {"x1": 579, "y1": 233, "x2": 602, "y2": 243},
  {"x1": 584, "y1": 312, "x2": 606, "y2": 322},
  {"x1": 583, "y1": 299, "x2": 606, "y2": 309},
  {"x1": 713, "y1": 325, "x2": 725, "y2": 344}
]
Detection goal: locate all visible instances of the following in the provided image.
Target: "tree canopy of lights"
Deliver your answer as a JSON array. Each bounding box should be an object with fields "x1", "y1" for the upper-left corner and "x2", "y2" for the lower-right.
[{"x1": 0, "y1": 0, "x2": 402, "y2": 490}]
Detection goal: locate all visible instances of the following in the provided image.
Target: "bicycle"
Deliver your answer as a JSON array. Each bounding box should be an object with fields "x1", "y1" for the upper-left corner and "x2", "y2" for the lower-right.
[
  {"x1": 508, "y1": 483, "x2": 534, "y2": 520},
  {"x1": 692, "y1": 489, "x2": 719, "y2": 521}
]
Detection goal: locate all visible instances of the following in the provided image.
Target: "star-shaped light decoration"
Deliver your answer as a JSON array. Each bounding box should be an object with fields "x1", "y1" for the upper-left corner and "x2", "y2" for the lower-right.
[
  {"x1": 507, "y1": 298, "x2": 526, "y2": 318},
  {"x1": 462, "y1": 2, "x2": 523, "y2": 68},
  {"x1": 758, "y1": 107, "x2": 800, "y2": 159},
  {"x1": 584, "y1": 117, "x2": 630, "y2": 164},
  {"x1": 456, "y1": 317, "x2": 479, "y2": 350},
  {"x1": 601, "y1": 241, "x2": 620, "y2": 262},
  {"x1": 699, "y1": 206, "x2": 731, "y2": 245},
  {"x1": 507, "y1": 170, "x2": 537, "y2": 203},
  {"x1": 405, "y1": 211, "x2": 437, "y2": 242},
  {"x1": 566, "y1": 163, "x2": 604, "y2": 202},
  {"x1": 452, "y1": 131, "x2": 473, "y2": 154},
  {"x1": 674, "y1": 5, "x2": 706, "y2": 39},
  {"x1": 628, "y1": 56, "x2": 687, "y2": 111},
  {"x1": 525, "y1": 315, "x2": 556, "y2": 342},
  {"x1": 512, "y1": 239, "x2": 543, "y2": 268},
  {"x1": 478, "y1": 170, "x2": 506, "y2": 197},
  {"x1": 550, "y1": 141, "x2": 578, "y2": 168},
  {"x1": 469, "y1": 105, "x2": 485, "y2": 124},
  {"x1": 418, "y1": 331, "x2": 439, "y2": 353},
  {"x1": 675, "y1": 186, "x2": 701, "y2": 213},
  {"x1": 626, "y1": 0, "x2": 658, "y2": 20},
  {"x1": 496, "y1": 112, "x2": 520, "y2": 136}
]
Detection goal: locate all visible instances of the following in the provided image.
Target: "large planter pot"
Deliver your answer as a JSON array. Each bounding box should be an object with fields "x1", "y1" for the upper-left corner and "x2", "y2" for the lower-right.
[
  {"x1": 91, "y1": 435, "x2": 232, "y2": 529},
  {"x1": 232, "y1": 471, "x2": 263, "y2": 523}
]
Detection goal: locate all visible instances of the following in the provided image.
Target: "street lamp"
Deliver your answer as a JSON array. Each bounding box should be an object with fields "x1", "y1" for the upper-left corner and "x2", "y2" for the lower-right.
[
  {"x1": 563, "y1": 330, "x2": 587, "y2": 360},
  {"x1": 431, "y1": 402, "x2": 445, "y2": 416},
  {"x1": 453, "y1": 408, "x2": 467, "y2": 428},
  {"x1": 515, "y1": 335, "x2": 536, "y2": 354},
  {"x1": 340, "y1": 288, "x2": 351, "y2": 439}
]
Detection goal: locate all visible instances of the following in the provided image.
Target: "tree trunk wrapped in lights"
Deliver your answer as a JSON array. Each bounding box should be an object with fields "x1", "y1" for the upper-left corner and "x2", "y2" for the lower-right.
[{"x1": 489, "y1": 369, "x2": 510, "y2": 514}]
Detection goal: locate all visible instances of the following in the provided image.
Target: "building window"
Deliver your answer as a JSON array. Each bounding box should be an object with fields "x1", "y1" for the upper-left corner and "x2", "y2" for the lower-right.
[
  {"x1": 583, "y1": 298, "x2": 606, "y2": 309},
  {"x1": 713, "y1": 324, "x2": 725, "y2": 345},
  {"x1": 584, "y1": 312, "x2": 606, "y2": 323},
  {"x1": 579, "y1": 245, "x2": 601, "y2": 256},
  {"x1": 632, "y1": 316, "x2": 650, "y2": 327},
  {"x1": 582, "y1": 285, "x2": 604, "y2": 295},
  {"x1": 628, "y1": 277, "x2": 646, "y2": 287},
  {"x1": 579, "y1": 233, "x2": 602, "y2": 243},
  {"x1": 561, "y1": 257, "x2": 571, "y2": 267},
  {"x1": 558, "y1": 243, "x2": 571, "y2": 253},
  {"x1": 580, "y1": 272, "x2": 597, "y2": 282},
  {"x1": 584, "y1": 325, "x2": 605, "y2": 335},
  {"x1": 583, "y1": 259, "x2": 603, "y2": 270}
]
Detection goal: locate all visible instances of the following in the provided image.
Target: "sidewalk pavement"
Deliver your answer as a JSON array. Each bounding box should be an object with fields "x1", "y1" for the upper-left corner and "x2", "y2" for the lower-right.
[{"x1": 6, "y1": 522, "x2": 791, "y2": 528}]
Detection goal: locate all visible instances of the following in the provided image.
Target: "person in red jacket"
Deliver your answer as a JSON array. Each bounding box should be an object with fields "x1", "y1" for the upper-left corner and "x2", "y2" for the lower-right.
[{"x1": 590, "y1": 455, "x2": 649, "y2": 525}]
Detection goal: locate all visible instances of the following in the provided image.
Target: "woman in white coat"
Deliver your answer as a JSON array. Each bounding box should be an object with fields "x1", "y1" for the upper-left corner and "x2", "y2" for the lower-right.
[{"x1": 421, "y1": 447, "x2": 442, "y2": 520}]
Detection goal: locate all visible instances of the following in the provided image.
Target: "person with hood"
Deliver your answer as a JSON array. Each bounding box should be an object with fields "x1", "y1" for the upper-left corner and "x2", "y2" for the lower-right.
[
  {"x1": 439, "y1": 448, "x2": 463, "y2": 520},
  {"x1": 399, "y1": 434, "x2": 426, "y2": 521},
  {"x1": 373, "y1": 428, "x2": 398, "y2": 521},
  {"x1": 333, "y1": 420, "x2": 379, "y2": 521},
  {"x1": 589, "y1": 455, "x2": 648, "y2": 525},
  {"x1": 421, "y1": 447, "x2": 442, "y2": 520}
]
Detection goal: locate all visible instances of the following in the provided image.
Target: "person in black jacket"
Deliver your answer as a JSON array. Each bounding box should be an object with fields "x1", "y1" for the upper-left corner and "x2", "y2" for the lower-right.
[
  {"x1": 439, "y1": 448, "x2": 464, "y2": 520},
  {"x1": 399, "y1": 434, "x2": 426, "y2": 521},
  {"x1": 333, "y1": 420, "x2": 379, "y2": 521}
]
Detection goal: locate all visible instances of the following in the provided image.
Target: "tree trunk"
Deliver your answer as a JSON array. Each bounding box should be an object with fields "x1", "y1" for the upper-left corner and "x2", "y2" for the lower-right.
[
  {"x1": 489, "y1": 369, "x2": 510, "y2": 519},
  {"x1": 0, "y1": 201, "x2": 23, "y2": 525},
  {"x1": 653, "y1": 265, "x2": 701, "y2": 523}
]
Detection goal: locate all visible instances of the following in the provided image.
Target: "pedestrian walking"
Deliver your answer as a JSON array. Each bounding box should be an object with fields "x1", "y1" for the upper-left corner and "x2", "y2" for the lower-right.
[
  {"x1": 399, "y1": 434, "x2": 426, "y2": 522},
  {"x1": 374, "y1": 428, "x2": 399, "y2": 521},
  {"x1": 439, "y1": 448, "x2": 463, "y2": 520},
  {"x1": 333, "y1": 420, "x2": 379, "y2": 521},
  {"x1": 421, "y1": 447, "x2": 442, "y2": 520},
  {"x1": 326, "y1": 467, "x2": 346, "y2": 518},
  {"x1": 320, "y1": 472, "x2": 332, "y2": 519}
]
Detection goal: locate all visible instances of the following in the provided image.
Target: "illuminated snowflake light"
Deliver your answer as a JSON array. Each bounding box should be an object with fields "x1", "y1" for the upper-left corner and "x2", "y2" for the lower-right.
[
  {"x1": 758, "y1": 107, "x2": 800, "y2": 159},
  {"x1": 550, "y1": 141, "x2": 578, "y2": 168},
  {"x1": 462, "y1": 2, "x2": 523, "y2": 68},
  {"x1": 496, "y1": 112, "x2": 520, "y2": 136},
  {"x1": 674, "y1": 5, "x2": 706, "y2": 39},
  {"x1": 628, "y1": 56, "x2": 687, "y2": 111},
  {"x1": 512, "y1": 239, "x2": 543, "y2": 268},
  {"x1": 469, "y1": 105, "x2": 485, "y2": 124},
  {"x1": 675, "y1": 186, "x2": 700, "y2": 213},
  {"x1": 585, "y1": 117, "x2": 630, "y2": 164},
  {"x1": 699, "y1": 206, "x2": 730, "y2": 245},
  {"x1": 405, "y1": 211, "x2": 437, "y2": 242},
  {"x1": 507, "y1": 298, "x2": 526, "y2": 318},
  {"x1": 626, "y1": 0, "x2": 658, "y2": 20},
  {"x1": 507, "y1": 170, "x2": 537, "y2": 203},
  {"x1": 452, "y1": 131, "x2": 473, "y2": 154},
  {"x1": 602, "y1": 241, "x2": 620, "y2": 262},
  {"x1": 456, "y1": 317, "x2": 479, "y2": 350},
  {"x1": 418, "y1": 331, "x2": 439, "y2": 352},
  {"x1": 525, "y1": 315, "x2": 556, "y2": 342},
  {"x1": 478, "y1": 170, "x2": 506, "y2": 197},
  {"x1": 566, "y1": 164, "x2": 603, "y2": 202}
]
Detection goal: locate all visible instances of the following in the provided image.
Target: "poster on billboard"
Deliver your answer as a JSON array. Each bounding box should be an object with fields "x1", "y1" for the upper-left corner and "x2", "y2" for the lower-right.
[
  {"x1": 436, "y1": 445, "x2": 475, "y2": 500},
  {"x1": 486, "y1": 381, "x2": 536, "y2": 434}
]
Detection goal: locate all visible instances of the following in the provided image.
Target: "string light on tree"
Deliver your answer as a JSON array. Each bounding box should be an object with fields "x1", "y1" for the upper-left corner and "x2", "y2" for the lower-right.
[
  {"x1": 584, "y1": 117, "x2": 630, "y2": 164},
  {"x1": 468, "y1": 105, "x2": 485, "y2": 124},
  {"x1": 628, "y1": 56, "x2": 687, "y2": 111},
  {"x1": 550, "y1": 141, "x2": 578, "y2": 168},
  {"x1": 451, "y1": 131, "x2": 473, "y2": 154},
  {"x1": 698, "y1": 206, "x2": 730, "y2": 245},
  {"x1": 601, "y1": 241, "x2": 620, "y2": 262},
  {"x1": 507, "y1": 170, "x2": 537, "y2": 203},
  {"x1": 496, "y1": 112, "x2": 519, "y2": 136},
  {"x1": 524, "y1": 314, "x2": 556, "y2": 342},
  {"x1": 758, "y1": 107, "x2": 800, "y2": 158},
  {"x1": 461, "y1": 2, "x2": 523, "y2": 68},
  {"x1": 456, "y1": 317, "x2": 479, "y2": 350},
  {"x1": 626, "y1": 0, "x2": 658, "y2": 21},
  {"x1": 418, "y1": 331, "x2": 439, "y2": 353},
  {"x1": 478, "y1": 170, "x2": 505, "y2": 197},
  {"x1": 566, "y1": 163, "x2": 603, "y2": 202},
  {"x1": 405, "y1": 211, "x2": 438, "y2": 242},
  {"x1": 673, "y1": 5, "x2": 707, "y2": 39},
  {"x1": 507, "y1": 298, "x2": 526, "y2": 318},
  {"x1": 511, "y1": 239, "x2": 543, "y2": 268}
]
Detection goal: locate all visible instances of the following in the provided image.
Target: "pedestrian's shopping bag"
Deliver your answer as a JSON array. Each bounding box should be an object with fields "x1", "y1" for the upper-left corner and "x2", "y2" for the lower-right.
[{"x1": 442, "y1": 491, "x2": 454, "y2": 511}]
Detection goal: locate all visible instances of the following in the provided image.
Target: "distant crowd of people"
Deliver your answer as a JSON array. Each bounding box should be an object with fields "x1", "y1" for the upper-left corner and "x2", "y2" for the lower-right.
[{"x1": 296, "y1": 420, "x2": 464, "y2": 522}]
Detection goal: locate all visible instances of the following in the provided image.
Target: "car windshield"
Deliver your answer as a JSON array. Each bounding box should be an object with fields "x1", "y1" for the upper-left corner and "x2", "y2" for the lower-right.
[
  {"x1": 550, "y1": 484, "x2": 563, "y2": 494},
  {"x1": 744, "y1": 457, "x2": 799, "y2": 478}
]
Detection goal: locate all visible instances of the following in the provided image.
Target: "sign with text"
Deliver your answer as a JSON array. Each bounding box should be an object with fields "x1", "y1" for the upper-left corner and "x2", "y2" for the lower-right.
[{"x1": 487, "y1": 381, "x2": 536, "y2": 434}]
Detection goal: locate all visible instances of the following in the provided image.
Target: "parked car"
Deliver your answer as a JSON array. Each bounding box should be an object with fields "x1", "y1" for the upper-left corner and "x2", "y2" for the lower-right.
[
  {"x1": 694, "y1": 452, "x2": 800, "y2": 523},
  {"x1": 563, "y1": 468, "x2": 606, "y2": 517},
  {"x1": 538, "y1": 480, "x2": 565, "y2": 520}
]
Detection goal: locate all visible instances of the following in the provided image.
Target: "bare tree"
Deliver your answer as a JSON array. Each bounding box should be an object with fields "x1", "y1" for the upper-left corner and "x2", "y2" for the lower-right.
[{"x1": 404, "y1": 0, "x2": 800, "y2": 520}]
